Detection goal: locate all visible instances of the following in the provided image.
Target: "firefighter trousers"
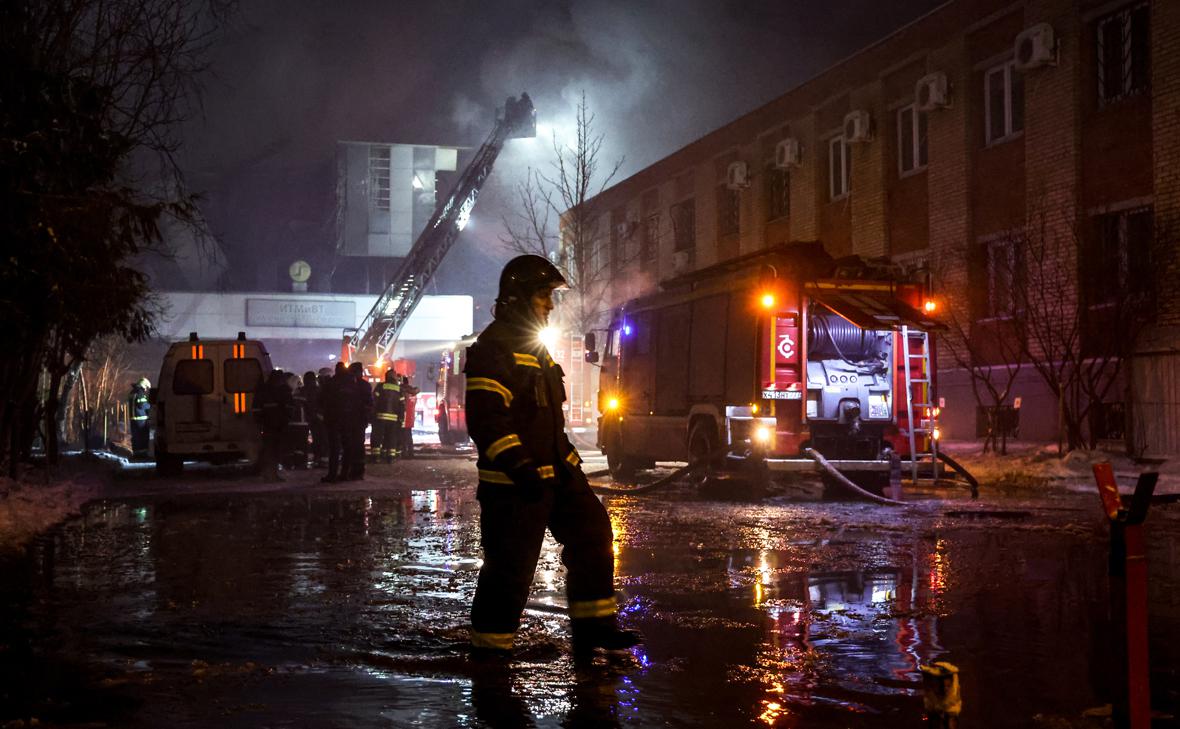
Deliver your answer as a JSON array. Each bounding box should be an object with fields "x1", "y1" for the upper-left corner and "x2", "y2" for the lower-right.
[
  {"x1": 470, "y1": 468, "x2": 616, "y2": 647},
  {"x1": 373, "y1": 420, "x2": 400, "y2": 459}
]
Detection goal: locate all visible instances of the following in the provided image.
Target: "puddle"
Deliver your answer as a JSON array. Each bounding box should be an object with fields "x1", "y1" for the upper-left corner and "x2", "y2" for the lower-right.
[{"x1": 1, "y1": 484, "x2": 1178, "y2": 727}]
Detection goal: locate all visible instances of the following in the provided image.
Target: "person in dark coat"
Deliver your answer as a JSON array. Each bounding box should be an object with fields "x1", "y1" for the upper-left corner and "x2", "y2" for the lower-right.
[
  {"x1": 372, "y1": 370, "x2": 402, "y2": 463},
  {"x1": 128, "y1": 377, "x2": 151, "y2": 458},
  {"x1": 302, "y1": 371, "x2": 325, "y2": 468},
  {"x1": 320, "y1": 362, "x2": 346, "y2": 483},
  {"x1": 466, "y1": 254, "x2": 641, "y2": 659},
  {"x1": 254, "y1": 369, "x2": 293, "y2": 481},
  {"x1": 340, "y1": 361, "x2": 373, "y2": 481}
]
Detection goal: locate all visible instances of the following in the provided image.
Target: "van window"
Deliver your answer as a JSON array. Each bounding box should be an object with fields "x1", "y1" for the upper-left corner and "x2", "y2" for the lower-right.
[
  {"x1": 225, "y1": 359, "x2": 263, "y2": 393},
  {"x1": 173, "y1": 360, "x2": 214, "y2": 395}
]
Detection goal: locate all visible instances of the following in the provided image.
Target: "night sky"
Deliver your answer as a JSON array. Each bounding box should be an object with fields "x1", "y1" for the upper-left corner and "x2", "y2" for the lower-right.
[{"x1": 176, "y1": 0, "x2": 945, "y2": 304}]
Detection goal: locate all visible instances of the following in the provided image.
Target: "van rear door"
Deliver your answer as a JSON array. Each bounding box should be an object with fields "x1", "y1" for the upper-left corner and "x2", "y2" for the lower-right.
[
  {"x1": 222, "y1": 342, "x2": 265, "y2": 441},
  {"x1": 170, "y1": 346, "x2": 218, "y2": 445}
]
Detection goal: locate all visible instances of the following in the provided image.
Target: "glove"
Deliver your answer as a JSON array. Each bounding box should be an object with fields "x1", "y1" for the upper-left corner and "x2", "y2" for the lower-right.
[{"x1": 508, "y1": 460, "x2": 545, "y2": 503}]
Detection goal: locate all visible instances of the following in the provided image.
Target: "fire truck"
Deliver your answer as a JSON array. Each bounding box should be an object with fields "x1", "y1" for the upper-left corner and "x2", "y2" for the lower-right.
[
  {"x1": 435, "y1": 334, "x2": 476, "y2": 445},
  {"x1": 589, "y1": 243, "x2": 945, "y2": 493}
]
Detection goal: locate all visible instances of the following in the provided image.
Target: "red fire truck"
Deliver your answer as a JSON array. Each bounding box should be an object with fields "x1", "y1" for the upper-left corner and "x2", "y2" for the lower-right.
[
  {"x1": 589, "y1": 243, "x2": 945, "y2": 492},
  {"x1": 435, "y1": 335, "x2": 476, "y2": 445}
]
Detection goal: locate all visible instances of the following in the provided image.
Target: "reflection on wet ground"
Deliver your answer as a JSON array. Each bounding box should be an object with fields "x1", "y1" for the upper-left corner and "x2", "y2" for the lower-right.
[{"x1": 1, "y1": 473, "x2": 1179, "y2": 727}]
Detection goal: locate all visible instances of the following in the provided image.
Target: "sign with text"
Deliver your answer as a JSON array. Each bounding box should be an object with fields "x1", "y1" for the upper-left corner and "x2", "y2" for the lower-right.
[{"x1": 246, "y1": 299, "x2": 356, "y2": 328}]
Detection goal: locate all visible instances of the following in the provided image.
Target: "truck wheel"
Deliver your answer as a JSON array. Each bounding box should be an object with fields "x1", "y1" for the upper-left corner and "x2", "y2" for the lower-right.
[
  {"x1": 605, "y1": 429, "x2": 636, "y2": 482},
  {"x1": 687, "y1": 421, "x2": 721, "y2": 488}
]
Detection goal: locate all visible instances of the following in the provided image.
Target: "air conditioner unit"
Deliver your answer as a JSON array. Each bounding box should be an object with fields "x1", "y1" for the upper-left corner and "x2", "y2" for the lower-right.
[
  {"x1": 915, "y1": 72, "x2": 950, "y2": 112},
  {"x1": 774, "y1": 138, "x2": 802, "y2": 169},
  {"x1": 1014, "y1": 23, "x2": 1056, "y2": 71},
  {"x1": 726, "y1": 161, "x2": 750, "y2": 190},
  {"x1": 672, "y1": 250, "x2": 692, "y2": 273},
  {"x1": 843, "y1": 110, "x2": 873, "y2": 143}
]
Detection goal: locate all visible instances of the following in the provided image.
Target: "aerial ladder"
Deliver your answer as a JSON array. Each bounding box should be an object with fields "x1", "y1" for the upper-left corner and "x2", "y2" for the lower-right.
[{"x1": 344, "y1": 93, "x2": 536, "y2": 366}]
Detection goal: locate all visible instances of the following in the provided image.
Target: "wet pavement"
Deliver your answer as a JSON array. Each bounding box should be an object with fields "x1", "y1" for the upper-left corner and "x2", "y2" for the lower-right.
[{"x1": 2, "y1": 455, "x2": 1179, "y2": 728}]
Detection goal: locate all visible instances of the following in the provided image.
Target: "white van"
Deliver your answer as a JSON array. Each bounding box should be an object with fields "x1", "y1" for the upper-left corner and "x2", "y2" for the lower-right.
[{"x1": 152, "y1": 332, "x2": 273, "y2": 474}]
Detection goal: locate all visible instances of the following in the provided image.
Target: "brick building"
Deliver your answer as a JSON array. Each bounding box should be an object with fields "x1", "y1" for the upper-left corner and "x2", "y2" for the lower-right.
[{"x1": 573, "y1": 0, "x2": 1180, "y2": 455}]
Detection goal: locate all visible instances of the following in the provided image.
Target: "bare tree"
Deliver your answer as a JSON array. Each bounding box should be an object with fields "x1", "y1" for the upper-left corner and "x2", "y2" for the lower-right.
[
  {"x1": 1004, "y1": 206, "x2": 1174, "y2": 452},
  {"x1": 935, "y1": 234, "x2": 1027, "y2": 455},
  {"x1": 0, "y1": 0, "x2": 230, "y2": 471},
  {"x1": 500, "y1": 92, "x2": 626, "y2": 336},
  {"x1": 62, "y1": 336, "x2": 134, "y2": 450}
]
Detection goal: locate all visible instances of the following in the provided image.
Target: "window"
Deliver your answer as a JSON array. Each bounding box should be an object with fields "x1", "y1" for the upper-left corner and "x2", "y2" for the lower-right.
[
  {"x1": 828, "y1": 136, "x2": 850, "y2": 200},
  {"x1": 224, "y1": 359, "x2": 263, "y2": 393},
  {"x1": 1097, "y1": 3, "x2": 1150, "y2": 105},
  {"x1": 897, "y1": 104, "x2": 929, "y2": 175},
  {"x1": 716, "y1": 185, "x2": 739, "y2": 237},
  {"x1": 1084, "y1": 207, "x2": 1153, "y2": 306},
  {"x1": 985, "y1": 237, "x2": 1021, "y2": 317},
  {"x1": 642, "y1": 213, "x2": 660, "y2": 265},
  {"x1": 984, "y1": 61, "x2": 1024, "y2": 145},
  {"x1": 172, "y1": 360, "x2": 214, "y2": 395},
  {"x1": 589, "y1": 218, "x2": 607, "y2": 275},
  {"x1": 765, "y1": 167, "x2": 790, "y2": 220},
  {"x1": 368, "y1": 146, "x2": 391, "y2": 210},
  {"x1": 670, "y1": 199, "x2": 695, "y2": 252}
]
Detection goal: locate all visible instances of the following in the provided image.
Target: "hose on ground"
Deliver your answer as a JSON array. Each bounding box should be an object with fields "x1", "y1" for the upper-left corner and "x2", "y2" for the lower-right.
[
  {"x1": 804, "y1": 447, "x2": 907, "y2": 506},
  {"x1": 587, "y1": 446, "x2": 730, "y2": 496},
  {"x1": 937, "y1": 450, "x2": 979, "y2": 499}
]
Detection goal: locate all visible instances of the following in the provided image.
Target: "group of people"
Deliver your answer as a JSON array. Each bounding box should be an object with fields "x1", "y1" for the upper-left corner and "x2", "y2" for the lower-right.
[{"x1": 252, "y1": 362, "x2": 420, "y2": 482}]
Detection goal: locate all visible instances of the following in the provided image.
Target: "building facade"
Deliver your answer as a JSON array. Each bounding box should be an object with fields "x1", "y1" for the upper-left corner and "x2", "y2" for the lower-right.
[
  {"x1": 576, "y1": 0, "x2": 1180, "y2": 454},
  {"x1": 333, "y1": 141, "x2": 459, "y2": 293}
]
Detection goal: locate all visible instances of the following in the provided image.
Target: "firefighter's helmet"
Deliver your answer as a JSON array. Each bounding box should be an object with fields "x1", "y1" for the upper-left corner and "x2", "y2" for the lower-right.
[{"x1": 496, "y1": 255, "x2": 567, "y2": 307}]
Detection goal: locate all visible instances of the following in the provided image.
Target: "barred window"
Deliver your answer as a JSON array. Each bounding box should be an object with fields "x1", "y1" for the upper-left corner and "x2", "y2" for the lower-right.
[
  {"x1": 716, "y1": 185, "x2": 739, "y2": 237},
  {"x1": 1097, "y1": 3, "x2": 1150, "y2": 105},
  {"x1": 765, "y1": 167, "x2": 790, "y2": 220},
  {"x1": 642, "y1": 213, "x2": 660, "y2": 266},
  {"x1": 1084, "y1": 207, "x2": 1153, "y2": 306},
  {"x1": 368, "y1": 146, "x2": 391, "y2": 211},
  {"x1": 670, "y1": 199, "x2": 695, "y2": 252}
]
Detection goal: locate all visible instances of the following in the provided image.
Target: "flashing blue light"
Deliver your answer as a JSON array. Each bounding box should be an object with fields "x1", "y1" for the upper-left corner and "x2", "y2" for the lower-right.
[{"x1": 623, "y1": 324, "x2": 632, "y2": 336}]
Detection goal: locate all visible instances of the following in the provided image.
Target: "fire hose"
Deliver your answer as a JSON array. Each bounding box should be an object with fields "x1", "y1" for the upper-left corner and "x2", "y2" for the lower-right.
[
  {"x1": 585, "y1": 445, "x2": 731, "y2": 496},
  {"x1": 803, "y1": 447, "x2": 908, "y2": 506}
]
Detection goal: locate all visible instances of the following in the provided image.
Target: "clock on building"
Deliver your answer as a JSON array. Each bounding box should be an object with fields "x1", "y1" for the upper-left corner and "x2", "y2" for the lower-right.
[{"x1": 289, "y1": 260, "x2": 311, "y2": 283}]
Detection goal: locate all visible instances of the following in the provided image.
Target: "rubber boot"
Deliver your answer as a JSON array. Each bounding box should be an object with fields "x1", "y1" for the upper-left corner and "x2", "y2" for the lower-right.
[{"x1": 570, "y1": 616, "x2": 642, "y2": 657}]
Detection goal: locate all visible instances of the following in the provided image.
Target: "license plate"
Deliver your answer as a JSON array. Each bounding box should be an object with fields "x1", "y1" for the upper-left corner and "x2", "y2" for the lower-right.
[{"x1": 762, "y1": 389, "x2": 802, "y2": 400}]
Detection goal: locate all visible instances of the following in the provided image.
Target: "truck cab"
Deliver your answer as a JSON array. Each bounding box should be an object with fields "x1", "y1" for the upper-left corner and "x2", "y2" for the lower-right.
[{"x1": 153, "y1": 332, "x2": 272, "y2": 474}]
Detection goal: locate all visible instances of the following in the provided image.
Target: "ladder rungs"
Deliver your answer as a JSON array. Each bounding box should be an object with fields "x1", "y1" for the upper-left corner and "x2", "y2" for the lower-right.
[{"x1": 909, "y1": 378, "x2": 930, "y2": 384}]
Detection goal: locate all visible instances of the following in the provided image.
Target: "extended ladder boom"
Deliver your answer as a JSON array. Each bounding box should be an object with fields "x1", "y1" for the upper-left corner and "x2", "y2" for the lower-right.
[{"x1": 349, "y1": 94, "x2": 536, "y2": 362}]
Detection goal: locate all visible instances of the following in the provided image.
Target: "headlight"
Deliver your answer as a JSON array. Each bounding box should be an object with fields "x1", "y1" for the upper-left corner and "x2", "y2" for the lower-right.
[
  {"x1": 606, "y1": 397, "x2": 620, "y2": 411},
  {"x1": 754, "y1": 425, "x2": 773, "y2": 444}
]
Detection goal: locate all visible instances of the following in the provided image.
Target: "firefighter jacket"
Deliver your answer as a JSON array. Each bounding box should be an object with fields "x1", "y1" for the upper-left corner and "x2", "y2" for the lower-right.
[
  {"x1": 464, "y1": 318, "x2": 582, "y2": 488},
  {"x1": 374, "y1": 381, "x2": 403, "y2": 423},
  {"x1": 129, "y1": 385, "x2": 150, "y2": 422}
]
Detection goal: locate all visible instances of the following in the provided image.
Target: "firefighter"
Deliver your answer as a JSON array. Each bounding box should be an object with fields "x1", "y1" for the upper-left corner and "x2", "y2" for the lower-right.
[
  {"x1": 466, "y1": 254, "x2": 641, "y2": 659},
  {"x1": 339, "y1": 361, "x2": 373, "y2": 481},
  {"x1": 372, "y1": 370, "x2": 403, "y2": 463},
  {"x1": 128, "y1": 377, "x2": 151, "y2": 458},
  {"x1": 400, "y1": 375, "x2": 419, "y2": 459}
]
